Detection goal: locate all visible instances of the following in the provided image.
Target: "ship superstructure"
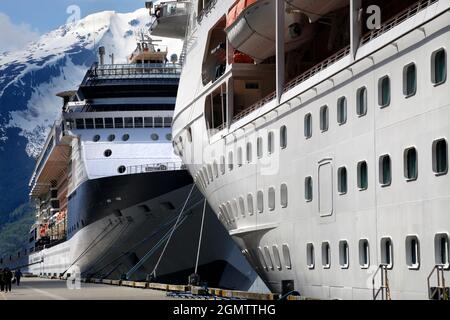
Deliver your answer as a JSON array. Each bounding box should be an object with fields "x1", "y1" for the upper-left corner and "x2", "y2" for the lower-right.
[
  {"x1": 3, "y1": 33, "x2": 257, "y2": 290},
  {"x1": 155, "y1": 0, "x2": 450, "y2": 299}
]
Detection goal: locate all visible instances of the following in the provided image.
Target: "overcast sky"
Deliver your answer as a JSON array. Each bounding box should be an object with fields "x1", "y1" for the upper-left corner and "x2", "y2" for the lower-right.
[{"x1": 0, "y1": 0, "x2": 151, "y2": 52}]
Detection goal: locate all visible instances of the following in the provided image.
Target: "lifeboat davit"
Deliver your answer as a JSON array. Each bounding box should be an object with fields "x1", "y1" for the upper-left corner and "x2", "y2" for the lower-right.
[{"x1": 225, "y1": 0, "x2": 317, "y2": 62}]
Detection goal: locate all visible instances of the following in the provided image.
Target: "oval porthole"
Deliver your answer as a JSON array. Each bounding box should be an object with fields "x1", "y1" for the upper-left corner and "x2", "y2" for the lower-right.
[
  {"x1": 93, "y1": 135, "x2": 100, "y2": 142},
  {"x1": 122, "y1": 134, "x2": 130, "y2": 142},
  {"x1": 151, "y1": 133, "x2": 159, "y2": 141},
  {"x1": 166, "y1": 133, "x2": 172, "y2": 141},
  {"x1": 118, "y1": 166, "x2": 126, "y2": 174},
  {"x1": 108, "y1": 134, "x2": 116, "y2": 142},
  {"x1": 104, "y1": 149, "x2": 112, "y2": 157}
]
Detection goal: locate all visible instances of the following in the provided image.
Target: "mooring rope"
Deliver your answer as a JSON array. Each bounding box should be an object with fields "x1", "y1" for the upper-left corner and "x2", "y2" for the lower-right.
[
  {"x1": 194, "y1": 198, "x2": 207, "y2": 275},
  {"x1": 150, "y1": 184, "x2": 196, "y2": 278}
]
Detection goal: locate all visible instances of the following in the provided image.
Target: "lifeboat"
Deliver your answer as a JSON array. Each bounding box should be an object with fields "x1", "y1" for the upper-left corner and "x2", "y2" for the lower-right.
[
  {"x1": 225, "y1": 0, "x2": 317, "y2": 62},
  {"x1": 286, "y1": 0, "x2": 348, "y2": 22}
]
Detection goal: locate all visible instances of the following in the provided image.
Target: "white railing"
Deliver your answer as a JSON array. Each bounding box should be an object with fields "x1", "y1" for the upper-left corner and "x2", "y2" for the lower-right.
[
  {"x1": 92, "y1": 64, "x2": 182, "y2": 80},
  {"x1": 360, "y1": 0, "x2": 439, "y2": 45},
  {"x1": 126, "y1": 162, "x2": 186, "y2": 175}
]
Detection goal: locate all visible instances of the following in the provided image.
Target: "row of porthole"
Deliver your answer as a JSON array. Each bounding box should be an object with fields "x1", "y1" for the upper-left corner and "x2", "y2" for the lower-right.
[
  {"x1": 304, "y1": 48, "x2": 447, "y2": 139},
  {"x1": 195, "y1": 127, "x2": 288, "y2": 190},
  {"x1": 243, "y1": 233, "x2": 450, "y2": 274},
  {"x1": 243, "y1": 244, "x2": 293, "y2": 272},
  {"x1": 217, "y1": 184, "x2": 288, "y2": 225},
  {"x1": 303, "y1": 138, "x2": 448, "y2": 201},
  {"x1": 305, "y1": 233, "x2": 450, "y2": 271},
  {"x1": 92, "y1": 133, "x2": 172, "y2": 142}
]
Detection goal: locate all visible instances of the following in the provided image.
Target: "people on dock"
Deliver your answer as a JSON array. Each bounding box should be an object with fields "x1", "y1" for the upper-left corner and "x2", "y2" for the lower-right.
[
  {"x1": 14, "y1": 269, "x2": 23, "y2": 286},
  {"x1": 4, "y1": 268, "x2": 12, "y2": 292},
  {"x1": 0, "y1": 269, "x2": 4, "y2": 291}
]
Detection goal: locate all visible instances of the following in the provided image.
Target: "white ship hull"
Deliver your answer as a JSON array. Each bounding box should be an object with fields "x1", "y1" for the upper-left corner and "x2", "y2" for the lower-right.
[{"x1": 172, "y1": 0, "x2": 450, "y2": 299}]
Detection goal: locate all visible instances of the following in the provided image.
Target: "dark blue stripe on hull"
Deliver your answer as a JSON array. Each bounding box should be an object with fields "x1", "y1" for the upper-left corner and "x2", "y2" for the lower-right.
[{"x1": 67, "y1": 170, "x2": 192, "y2": 239}]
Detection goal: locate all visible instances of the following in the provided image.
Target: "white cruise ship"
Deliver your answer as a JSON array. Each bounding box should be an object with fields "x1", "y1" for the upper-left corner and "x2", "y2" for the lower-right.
[
  {"x1": 150, "y1": 0, "x2": 450, "y2": 299},
  {"x1": 2, "y1": 35, "x2": 257, "y2": 290}
]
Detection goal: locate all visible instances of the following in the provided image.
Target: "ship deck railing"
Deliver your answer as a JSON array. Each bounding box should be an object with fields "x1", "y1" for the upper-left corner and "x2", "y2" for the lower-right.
[
  {"x1": 231, "y1": 0, "x2": 439, "y2": 124},
  {"x1": 126, "y1": 162, "x2": 187, "y2": 175},
  {"x1": 85, "y1": 63, "x2": 182, "y2": 81},
  {"x1": 360, "y1": 0, "x2": 439, "y2": 45}
]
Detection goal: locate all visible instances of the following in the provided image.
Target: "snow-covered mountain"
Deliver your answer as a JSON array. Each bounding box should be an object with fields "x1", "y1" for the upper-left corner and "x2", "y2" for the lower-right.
[{"x1": 0, "y1": 8, "x2": 182, "y2": 216}]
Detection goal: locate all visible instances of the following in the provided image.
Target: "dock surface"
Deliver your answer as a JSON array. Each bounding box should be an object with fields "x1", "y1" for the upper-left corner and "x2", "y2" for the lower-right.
[{"x1": 0, "y1": 277, "x2": 174, "y2": 300}]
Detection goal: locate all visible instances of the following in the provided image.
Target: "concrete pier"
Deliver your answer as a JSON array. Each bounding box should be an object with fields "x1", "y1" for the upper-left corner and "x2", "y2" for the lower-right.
[{"x1": 0, "y1": 277, "x2": 174, "y2": 300}]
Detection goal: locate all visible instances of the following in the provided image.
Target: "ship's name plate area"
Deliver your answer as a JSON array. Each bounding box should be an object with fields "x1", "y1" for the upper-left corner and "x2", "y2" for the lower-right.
[{"x1": 172, "y1": 304, "x2": 276, "y2": 318}]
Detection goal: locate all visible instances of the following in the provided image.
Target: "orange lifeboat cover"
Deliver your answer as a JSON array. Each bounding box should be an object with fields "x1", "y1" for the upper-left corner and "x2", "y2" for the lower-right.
[
  {"x1": 233, "y1": 51, "x2": 254, "y2": 64},
  {"x1": 226, "y1": 0, "x2": 257, "y2": 29}
]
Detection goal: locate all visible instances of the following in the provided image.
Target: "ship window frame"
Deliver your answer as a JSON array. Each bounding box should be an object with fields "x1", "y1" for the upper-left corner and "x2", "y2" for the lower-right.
[
  {"x1": 108, "y1": 134, "x2": 116, "y2": 142},
  {"x1": 144, "y1": 117, "x2": 154, "y2": 128},
  {"x1": 378, "y1": 75, "x2": 391, "y2": 108},
  {"x1": 75, "y1": 119, "x2": 85, "y2": 130},
  {"x1": 282, "y1": 244, "x2": 292, "y2": 270},
  {"x1": 320, "y1": 105, "x2": 329, "y2": 132},
  {"x1": 357, "y1": 161, "x2": 368, "y2": 191},
  {"x1": 280, "y1": 125, "x2": 287, "y2": 149},
  {"x1": 268, "y1": 186, "x2": 276, "y2": 211},
  {"x1": 404, "y1": 147, "x2": 418, "y2": 181},
  {"x1": 403, "y1": 63, "x2": 417, "y2": 97},
  {"x1": 151, "y1": 133, "x2": 159, "y2": 141},
  {"x1": 124, "y1": 117, "x2": 134, "y2": 129},
  {"x1": 122, "y1": 134, "x2": 130, "y2": 142},
  {"x1": 104, "y1": 149, "x2": 112, "y2": 158},
  {"x1": 258, "y1": 247, "x2": 268, "y2": 271},
  {"x1": 337, "y1": 97, "x2": 347, "y2": 125},
  {"x1": 305, "y1": 176, "x2": 313, "y2": 202},
  {"x1": 321, "y1": 242, "x2": 331, "y2": 269},
  {"x1": 380, "y1": 237, "x2": 394, "y2": 269},
  {"x1": 432, "y1": 138, "x2": 448, "y2": 176},
  {"x1": 280, "y1": 183, "x2": 288, "y2": 208},
  {"x1": 304, "y1": 113, "x2": 312, "y2": 138},
  {"x1": 379, "y1": 154, "x2": 392, "y2": 187},
  {"x1": 85, "y1": 118, "x2": 94, "y2": 129},
  {"x1": 238, "y1": 196, "x2": 246, "y2": 218},
  {"x1": 104, "y1": 118, "x2": 114, "y2": 129},
  {"x1": 257, "y1": 137, "x2": 263, "y2": 159},
  {"x1": 237, "y1": 147, "x2": 243, "y2": 167},
  {"x1": 95, "y1": 118, "x2": 104, "y2": 129},
  {"x1": 134, "y1": 117, "x2": 144, "y2": 128},
  {"x1": 247, "y1": 193, "x2": 254, "y2": 216},
  {"x1": 268, "y1": 131, "x2": 275, "y2": 155},
  {"x1": 257, "y1": 190, "x2": 264, "y2": 213},
  {"x1": 213, "y1": 161, "x2": 219, "y2": 178},
  {"x1": 246, "y1": 142, "x2": 252, "y2": 163},
  {"x1": 92, "y1": 135, "x2": 101, "y2": 142},
  {"x1": 264, "y1": 246, "x2": 274, "y2": 271},
  {"x1": 272, "y1": 245, "x2": 282, "y2": 271},
  {"x1": 220, "y1": 156, "x2": 226, "y2": 175},
  {"x1": 337, "y1": 166, "x2": 347, "y2": 195},
  {"x1": 405, "y1": 235, "x2": 420, "y2": 270},
  {"x1": 339, "y1": 240, "x2": 350, "y2": 269},
  {"x1": 228, "y1": 151, "x2": 234, "y2": 171},
  {"x1": 118, "y1": 165, "x2": 126, "y2": 174},
  {"x1": 434, "y1": 233, "x2": 449, "y2": 268},
  {"x1": 431, "y1": 48, "x2": 447, "y2": 86},
  {"x1": 356, "y1": 86, "x2": 368, "y2": 117},
  {"x1": 359, "y1": 239, "x2": 370, "y2": 269}
]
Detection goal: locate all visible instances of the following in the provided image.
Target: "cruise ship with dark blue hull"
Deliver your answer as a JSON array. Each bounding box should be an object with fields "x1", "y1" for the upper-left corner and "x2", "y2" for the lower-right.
[{"x1": 2, "y1": 35, "x2": 257, "y2": 290}]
